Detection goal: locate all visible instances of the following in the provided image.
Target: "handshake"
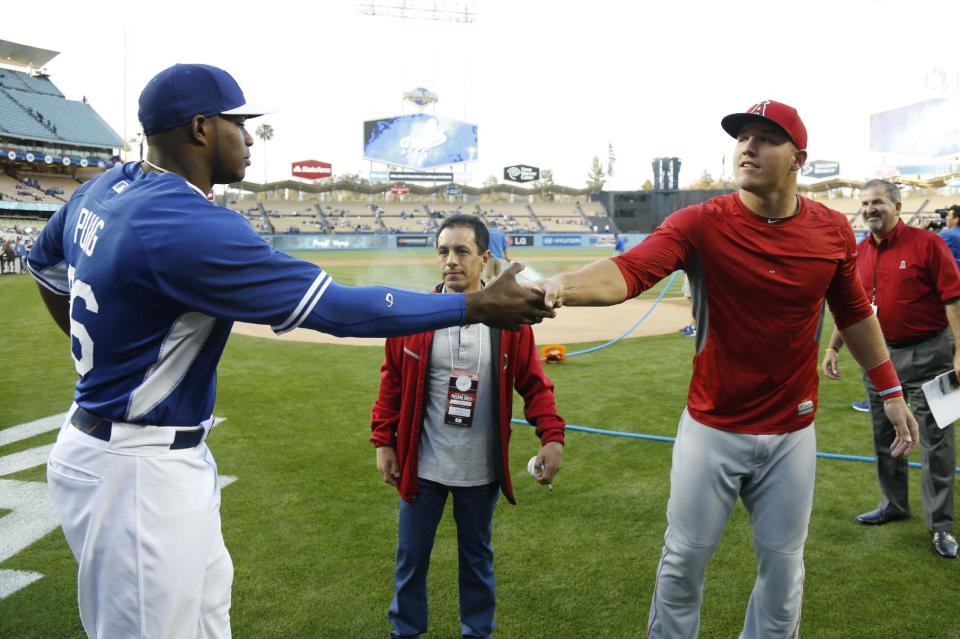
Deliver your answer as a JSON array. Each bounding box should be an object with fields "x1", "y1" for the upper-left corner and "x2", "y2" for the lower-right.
[{"x1": 464, "y1": 262, "x2": 564, "y2": 331}]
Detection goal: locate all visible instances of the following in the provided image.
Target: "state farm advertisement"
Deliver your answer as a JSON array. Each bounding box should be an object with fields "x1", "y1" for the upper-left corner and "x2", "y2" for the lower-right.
[{"x1": 292, "y1": 160, "x2": 332, "y2": 179}]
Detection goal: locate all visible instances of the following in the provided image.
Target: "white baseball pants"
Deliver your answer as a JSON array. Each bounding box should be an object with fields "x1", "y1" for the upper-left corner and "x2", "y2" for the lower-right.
[
  {"x1": 647, "y1": 410, "x2": 816, "y2": 639},
  {"x1": 46, "y1": 408, "x2": 232, "y2": 639}
]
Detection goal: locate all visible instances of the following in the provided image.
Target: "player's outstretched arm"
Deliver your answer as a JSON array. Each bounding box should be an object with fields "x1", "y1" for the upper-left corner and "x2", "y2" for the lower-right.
[
  {"x1": 539, "y1": 258, "x2": 629, "y2": 309},
  {"x1": 464, "y1": 262, "x2": 556, "y2": 330},
  {"x1": 840, "y1": 314, "x2": 919, "y2": 457},
  {"x1": 292, "y1": 266, "x2": 552, "y2": 337}
]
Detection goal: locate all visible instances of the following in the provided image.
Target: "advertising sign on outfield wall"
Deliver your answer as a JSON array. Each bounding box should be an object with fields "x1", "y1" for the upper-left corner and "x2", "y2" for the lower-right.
[
  {"x1": 396, "y1": 235, "x2": 432, "y2": 247},
  {"x1": 270, "y1": 234, "x2": 390, "y2": 251},
  {"x1": 542, "y1": 235, "x2": 582, "y2": 247},
  {"x1": 509, "y1": 235, "x2": 535, "y2": 247}
]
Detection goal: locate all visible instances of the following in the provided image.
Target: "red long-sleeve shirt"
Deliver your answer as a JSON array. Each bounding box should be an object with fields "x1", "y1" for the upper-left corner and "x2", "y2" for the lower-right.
[
  {"x1": 855, "y1": 220, "x2": 960, "y2": 344},
  {"x1": 613, "y1": 192, "x2": 872, "y2": 434}
]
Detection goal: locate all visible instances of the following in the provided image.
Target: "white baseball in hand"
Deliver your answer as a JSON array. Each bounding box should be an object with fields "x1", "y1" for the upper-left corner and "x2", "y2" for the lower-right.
[{"x1": 527, "y1": 455, "x2": 542, "y2": 478}]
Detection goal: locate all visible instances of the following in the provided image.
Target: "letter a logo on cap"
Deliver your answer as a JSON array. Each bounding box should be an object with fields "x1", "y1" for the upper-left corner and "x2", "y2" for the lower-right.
[
  {"x1": 748, "y1": 100, "x2": 771, "y2": 116},
  {"x1": 721, "y1": 99, "x2": 808, "y2": 150}
]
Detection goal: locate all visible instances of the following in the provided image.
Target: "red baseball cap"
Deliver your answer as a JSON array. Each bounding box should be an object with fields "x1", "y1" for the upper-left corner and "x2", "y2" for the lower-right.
[{"x1": 721, "y1": 100, "x2": 807, "y2": 151}]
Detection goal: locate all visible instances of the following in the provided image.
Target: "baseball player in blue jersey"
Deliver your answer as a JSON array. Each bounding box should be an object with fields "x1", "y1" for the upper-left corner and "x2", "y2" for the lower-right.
[
  {"x1": 482, "y1": 224, "x2": 510, "y2": 281},
  {"x1": 27, "y1": 63, "x2": 552, "y2": 639}
]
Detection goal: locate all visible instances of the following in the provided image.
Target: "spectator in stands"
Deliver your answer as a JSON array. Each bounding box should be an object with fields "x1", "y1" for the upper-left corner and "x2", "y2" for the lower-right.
[
  {"x1": 1, "y1": 240, "x2": 14, "y2": 274},
  {"x1": 940, "y1": 205, "x2": 960, "y2": 272},
  {"x1": 15, "y1": 239, "x2": 27, "y2": 272}
]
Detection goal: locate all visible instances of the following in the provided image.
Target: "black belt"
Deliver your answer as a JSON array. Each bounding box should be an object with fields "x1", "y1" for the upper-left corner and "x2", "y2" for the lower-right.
[
  {"x1": 70, "y1": 407, "x2": 205, "y2": 449},
  {"x1": 886, "y1": 330, "x2": 945, "y2": 350}
]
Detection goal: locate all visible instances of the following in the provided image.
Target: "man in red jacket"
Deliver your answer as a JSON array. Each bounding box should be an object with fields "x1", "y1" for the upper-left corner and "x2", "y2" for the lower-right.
[{"x1": 370, "y1": 214, "x2": 565, "y2": 639}]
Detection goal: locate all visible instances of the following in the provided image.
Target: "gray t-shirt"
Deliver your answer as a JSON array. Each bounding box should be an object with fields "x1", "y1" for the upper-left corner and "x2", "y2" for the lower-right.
[{"x1": 417, "y1": 324, "x2": 497, "y2": 486}]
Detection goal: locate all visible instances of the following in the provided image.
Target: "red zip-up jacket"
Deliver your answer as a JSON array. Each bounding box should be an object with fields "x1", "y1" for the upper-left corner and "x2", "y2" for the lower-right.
[{"x1": 370, "y1": 295, "x2": 565, "y2": 504}]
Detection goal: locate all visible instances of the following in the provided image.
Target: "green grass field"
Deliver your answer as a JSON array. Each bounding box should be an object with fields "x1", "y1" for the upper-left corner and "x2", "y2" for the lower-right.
[{"x1": 1, "y1": 252, "x2": 957, "y2": 638}]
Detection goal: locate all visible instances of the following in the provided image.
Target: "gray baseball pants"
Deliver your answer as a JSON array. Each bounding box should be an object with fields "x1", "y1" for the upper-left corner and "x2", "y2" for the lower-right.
[
  {"x1": 863, "y1": 329, "x2": 955, "y2": 532},
  {"x1": 647, "y1": 410, "x2": 815, "y2": 639}
]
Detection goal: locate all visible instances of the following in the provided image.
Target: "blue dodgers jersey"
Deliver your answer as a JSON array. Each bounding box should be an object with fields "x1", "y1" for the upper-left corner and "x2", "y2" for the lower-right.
[{"x1": 27, "y1": 163, "x2": 366, "y2": 426}]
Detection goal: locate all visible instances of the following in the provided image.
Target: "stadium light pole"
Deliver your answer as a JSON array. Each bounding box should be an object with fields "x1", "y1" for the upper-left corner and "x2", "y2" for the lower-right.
[{"x1": 356, "y1": 0, "x2": 476, "y2": 23}]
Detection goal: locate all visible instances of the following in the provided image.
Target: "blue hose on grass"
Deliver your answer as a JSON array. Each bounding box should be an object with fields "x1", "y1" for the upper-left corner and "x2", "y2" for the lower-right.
[
  {"x1": 513, "y1": 419, "x2": 960, "y2": 473},
  {"x1": 564, "y1": 271, "x2": 681, "y2": 358}
]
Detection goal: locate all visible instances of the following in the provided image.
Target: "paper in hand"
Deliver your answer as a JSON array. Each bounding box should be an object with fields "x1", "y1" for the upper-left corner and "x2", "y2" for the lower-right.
[{"x1": 921, "y1": 370, "x2": 960, "y2": 429}]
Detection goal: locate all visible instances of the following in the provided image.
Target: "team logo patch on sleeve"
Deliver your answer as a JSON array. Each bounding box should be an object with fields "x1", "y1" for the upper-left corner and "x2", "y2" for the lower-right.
[{"x1": 797, "y1": 400, "x2": 814, "y2": 416}]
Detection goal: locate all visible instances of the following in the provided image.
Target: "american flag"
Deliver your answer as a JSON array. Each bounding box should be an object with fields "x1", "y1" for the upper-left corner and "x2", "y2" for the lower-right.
[{"x1": 607, "y1": 142, "x2": 616, "y2": 177}]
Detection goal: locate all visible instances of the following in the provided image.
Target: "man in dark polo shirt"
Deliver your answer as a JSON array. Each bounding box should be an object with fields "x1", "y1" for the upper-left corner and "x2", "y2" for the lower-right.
[{"x1": 823, "y1": 179, "x2": 960, "y2": 559}]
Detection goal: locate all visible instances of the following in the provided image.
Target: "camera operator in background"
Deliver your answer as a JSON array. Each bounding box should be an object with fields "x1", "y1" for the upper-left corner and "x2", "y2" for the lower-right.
[{"x1": 937, "y1": 205, "x2": 960, "y2": 272}]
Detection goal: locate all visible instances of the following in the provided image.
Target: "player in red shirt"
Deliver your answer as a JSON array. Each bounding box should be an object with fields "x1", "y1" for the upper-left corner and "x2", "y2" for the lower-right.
[
  {"x1": 539, "y1": 101, "x2": 920, "y2": 638},
  {"x1": 823, "y1": 179, "x2": 960, "y2": 559}
]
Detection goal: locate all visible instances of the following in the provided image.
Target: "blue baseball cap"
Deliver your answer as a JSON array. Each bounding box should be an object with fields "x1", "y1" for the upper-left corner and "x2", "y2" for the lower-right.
[{"x1": 138, "y1": 63, "x2": 270, "y2": 136}]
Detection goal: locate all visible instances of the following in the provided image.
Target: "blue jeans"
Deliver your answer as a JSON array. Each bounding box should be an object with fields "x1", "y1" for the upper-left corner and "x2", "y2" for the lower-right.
[{"x1": 389, "y1": 479, "x2": 500, "y2": 639}]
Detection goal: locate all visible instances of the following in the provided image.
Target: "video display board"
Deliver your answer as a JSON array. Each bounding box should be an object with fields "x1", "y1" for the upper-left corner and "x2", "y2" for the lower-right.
[
  {"x1": 363, "y1": 114, "x2": 478, "y2": 169},
  {"x1": 870, "y1": 99, "x2": 960, "y2": 157}
]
